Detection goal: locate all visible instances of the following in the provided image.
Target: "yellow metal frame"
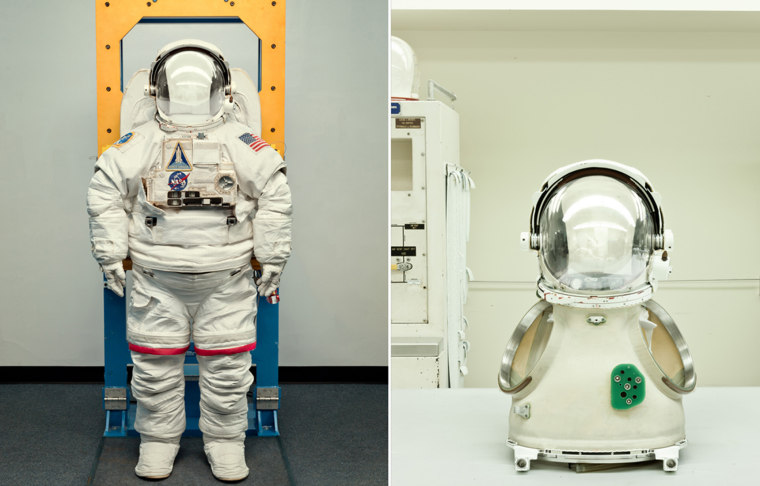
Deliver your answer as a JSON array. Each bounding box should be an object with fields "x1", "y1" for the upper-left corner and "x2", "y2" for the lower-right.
[{"x1": 95, "y1": 0, "x2": 285, "y2": 156}]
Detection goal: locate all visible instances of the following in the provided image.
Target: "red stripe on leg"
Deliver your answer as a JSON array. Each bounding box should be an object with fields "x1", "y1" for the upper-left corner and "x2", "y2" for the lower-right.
[
  {"x1": 128, "y1": 343, "x2": 190, "y2": 355},
  {"x1": 194, "y1": 342, "x2": 257, "y2": 356}
]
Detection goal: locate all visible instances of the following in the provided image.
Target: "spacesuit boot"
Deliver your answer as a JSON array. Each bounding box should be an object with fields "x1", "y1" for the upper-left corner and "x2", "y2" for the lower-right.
[
  {"x1": 199, "y1": 352, "x2": 253, "y2": 481},
  {"x1": 204, "y1": 434, "x2": 248, "y2": 481},
  {"x1": 134, "y1": 436, "x2": 181, "y2": 479}
]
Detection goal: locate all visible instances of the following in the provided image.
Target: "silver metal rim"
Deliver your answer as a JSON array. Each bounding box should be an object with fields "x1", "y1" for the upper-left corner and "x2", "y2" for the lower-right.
[
  {"x1": 537, "y1": 279, "x2": 654, "y2": 308},
  {"x1": 498, "y1": 300, "x2": 552, "y2": 393},
  {"x1": 643, "y1": 300, "x2": 696, "y2": 394},
  {"x1": 508, "y1": 439, "x2": 686, "y2": 464}
]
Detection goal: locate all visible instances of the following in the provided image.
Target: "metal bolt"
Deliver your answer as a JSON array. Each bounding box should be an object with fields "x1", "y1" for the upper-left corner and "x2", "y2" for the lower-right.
[
  {"x1": 614, "y1": 375, "x2": 621, "y2": 382},
  {"x1": 516, "y1": 459, "x2": 527, "y2": 469},
  {"x1": 105, "y1": 44, "x2": 110, "y2": 49},
  {"x1": 635, "y1": 377, "x2": 642, "y2": 384},
  {"x1": 271, "y1": 44, "x2": 276, "y2": 49},
  {"x1": 624, "y1": 383, "x2": 631, "y2": 390},
  {"x1": 625, "y1": 398, "x2": 632, "y2": 405},
  {"x1": 666, "y1": 459, "x2": 676, "y2": 468}
]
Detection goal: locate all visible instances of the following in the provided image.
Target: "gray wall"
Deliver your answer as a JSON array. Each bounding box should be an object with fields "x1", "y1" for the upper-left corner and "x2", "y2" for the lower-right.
[{"x1": 0, "y1": 0, "x2": 389, "y2": 367}]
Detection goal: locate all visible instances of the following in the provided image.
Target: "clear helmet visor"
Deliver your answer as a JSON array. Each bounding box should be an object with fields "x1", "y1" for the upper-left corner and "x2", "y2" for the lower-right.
[
  {"x1": 155, "y1": 50, "x2": 226, "y2": 126},
  {"x1": 538, "y1": 175, "x2": 654, "y2": 293}
]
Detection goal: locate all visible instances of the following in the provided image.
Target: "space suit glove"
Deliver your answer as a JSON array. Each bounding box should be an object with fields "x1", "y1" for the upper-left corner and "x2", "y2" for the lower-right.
[
  {"x1": 101, "y1": 262, "x2": 126, "y2": 297},
  {"x1": 255, "y1": 263, "x2": 284, "y2": 297}
]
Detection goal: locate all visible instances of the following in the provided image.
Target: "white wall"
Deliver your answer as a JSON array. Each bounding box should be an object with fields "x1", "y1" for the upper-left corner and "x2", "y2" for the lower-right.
[
  {"x1": 0, "y1": 0, "x2": 389, "y2": 367},
  {"x1": 392, "y1": 25, "x2": 760, "y2": 386}
]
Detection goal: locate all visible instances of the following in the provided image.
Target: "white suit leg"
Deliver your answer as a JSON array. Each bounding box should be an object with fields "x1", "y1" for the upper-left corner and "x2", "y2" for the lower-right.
[
  {"x1": 198, "y1": 351, "x2": 253, "y2": 437},
  {"x1": 131, "y1": 352, "x2": 187, "y2": 438},
  {"x1": 130, "y1": 351, "x2": 185, "y2": 478},
  {"x1": 198, "y1": 351, "x2": 253, "y2": 481}
]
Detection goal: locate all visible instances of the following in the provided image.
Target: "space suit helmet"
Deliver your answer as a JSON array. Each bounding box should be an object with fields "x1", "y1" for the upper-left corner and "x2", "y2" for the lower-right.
[
  {"x1": 391, "y1": 36, "x2": 420, "y2": 100},
  {"x1": 522, "y1": 160, "x2": 672, "y2": 306},
  {"x1": 148, "y1": 39, "x2": 232, "y2": 127}
]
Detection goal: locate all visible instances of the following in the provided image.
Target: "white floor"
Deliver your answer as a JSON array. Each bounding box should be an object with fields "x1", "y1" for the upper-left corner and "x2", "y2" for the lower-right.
[{"x1": 391, "y1": 387, "x2": 756, "y2": 485}]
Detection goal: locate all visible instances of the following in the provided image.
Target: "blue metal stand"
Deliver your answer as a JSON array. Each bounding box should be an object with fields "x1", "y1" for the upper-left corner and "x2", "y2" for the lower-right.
[{"x1": 102, "y1": 269, "x2": 280, "y2": 438}]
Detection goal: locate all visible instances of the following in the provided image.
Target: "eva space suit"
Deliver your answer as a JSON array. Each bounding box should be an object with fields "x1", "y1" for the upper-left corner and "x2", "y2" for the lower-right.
[{"x1": 87, "y1": 40, "x2": 291, "y2": 481}]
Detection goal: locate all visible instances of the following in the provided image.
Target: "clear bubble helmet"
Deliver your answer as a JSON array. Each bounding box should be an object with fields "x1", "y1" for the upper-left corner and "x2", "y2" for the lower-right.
[
  {"x1": 502, "y1": 160, "x2": 695, "y2": 472},
  {"x1": 148, "y1": 40, "x2": 232, "y2": 128}
]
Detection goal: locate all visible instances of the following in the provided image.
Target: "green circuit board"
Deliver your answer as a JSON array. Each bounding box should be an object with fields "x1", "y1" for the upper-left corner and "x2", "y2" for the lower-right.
[{"x1": 611, "y1": 364, "x2": 645, "y2": 410}]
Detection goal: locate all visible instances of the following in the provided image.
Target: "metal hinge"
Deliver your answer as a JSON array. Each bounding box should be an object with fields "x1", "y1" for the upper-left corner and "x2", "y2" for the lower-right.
[
  {"x1": 104, "y1": 387, "x2": 127, "y2": 410},
  {"x1": 256, "y1": 387, "x2": 280, "y2": 410},
  {"x1": 513, "y1": 403, "x2": 531, "y2": 419}
]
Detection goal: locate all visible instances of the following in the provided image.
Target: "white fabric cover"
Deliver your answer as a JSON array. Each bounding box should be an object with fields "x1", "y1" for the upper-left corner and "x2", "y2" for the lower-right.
[
  {"x1": 131, "y1": 352, "x2": 187, "y2": 439},
  {"x1": 101, "y1": 261, "x2": 126, "y2": 297},
  {"x1": 130, "y1": 350, "x2": 253, "y2": 441},
  {"x1": 199, "y1": 353, "x2": 254, "y2": 439},
  {"x1": 87, "y1": 118, "x2": 292, "y2": 273},
  {"x1": 134, "y1": 437, "x2": 181, "y2": 479},
  {"x1": 256, "y1": 261, "x2": 284, "y2": 297},
  {"x1": 445, "y1": 165, "x2": 474, "y2": 388},
  {"x1": 204, "y1": 436, "x2": 249, "y2": 481},
  {"x1": 127, "y1": 264, "x2": 256, "y2": 352}
]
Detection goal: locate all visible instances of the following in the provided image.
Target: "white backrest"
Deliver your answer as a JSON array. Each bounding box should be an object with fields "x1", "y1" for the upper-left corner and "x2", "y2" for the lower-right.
[
  {"x1": 120, "y1": 67, "x2": 262, "y2": 135},
  {"x1": 229, "y1": 68, "x2": 262, "y2": 136}
]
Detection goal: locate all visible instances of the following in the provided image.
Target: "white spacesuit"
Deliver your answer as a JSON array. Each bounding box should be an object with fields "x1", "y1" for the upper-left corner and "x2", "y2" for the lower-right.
[{"x1": 87, "y1": 40, "x2": 291, "y2": 481}]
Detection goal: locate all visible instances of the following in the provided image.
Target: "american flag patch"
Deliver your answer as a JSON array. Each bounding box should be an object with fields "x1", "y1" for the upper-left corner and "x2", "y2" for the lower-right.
[{"x1": 238, "y1": 133, "x2": 270, "y2": 152}]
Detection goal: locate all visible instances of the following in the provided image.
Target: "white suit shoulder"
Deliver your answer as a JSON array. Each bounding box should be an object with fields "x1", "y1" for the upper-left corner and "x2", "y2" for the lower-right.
[
  {"x1": 220, "y1": 121, "x2": 286, "y2": 199},
  {"x1": 94, "y1": 121, "x2": 162, "y2": 198}
]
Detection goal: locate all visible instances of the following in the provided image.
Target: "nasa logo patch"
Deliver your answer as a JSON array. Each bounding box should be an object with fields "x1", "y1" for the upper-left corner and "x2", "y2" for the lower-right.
[
  {"x1": 168, "y1": 171, "x2": 188, "y2": 191},
  {"x1": 113, "y1": 132, "x2": 133, "y2": 148}
]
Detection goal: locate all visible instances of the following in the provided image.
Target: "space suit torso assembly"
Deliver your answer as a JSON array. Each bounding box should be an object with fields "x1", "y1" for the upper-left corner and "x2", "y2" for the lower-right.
[
  {"x1": 87, "y1": 39, "x2": 291, "y2": 481},
  {"x1": 499, "y1": 160, "x2": 695, "y2": 473},
  {"x1": 90, "y1": 118, "x2": 289, "y2": 274}
]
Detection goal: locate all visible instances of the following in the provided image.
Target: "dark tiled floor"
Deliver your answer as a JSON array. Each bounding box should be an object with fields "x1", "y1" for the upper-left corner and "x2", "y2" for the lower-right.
[{"x1": 0, "y1": 384, "x2": 387, "y2": 486}]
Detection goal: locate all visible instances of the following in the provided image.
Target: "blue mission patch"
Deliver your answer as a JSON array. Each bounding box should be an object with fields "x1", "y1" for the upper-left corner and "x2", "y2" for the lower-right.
[
  {"x1": 113, "y1": 132, "x2": 133, "y2": 148},
  {"x1": 166, "y1": 143, "x2": 192, "y2": 171},
  {"x1": 168, "y1": 171, "x2": 188, "y2": 191}
]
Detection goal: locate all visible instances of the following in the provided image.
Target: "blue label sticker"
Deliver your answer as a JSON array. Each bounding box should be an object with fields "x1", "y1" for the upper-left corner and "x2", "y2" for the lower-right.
[
  {"x1": 391, "y1": 102, "x2": 400, "y2": 115},
  {"x1": 113, "y1": 132, "x2": 133, "y2": 147},
  {"x1": 168, "y1": 171, "x2": 188, "y2": 191},
  {"x1": 166, "y1": 143, "x2": 192, "y2": 171}
]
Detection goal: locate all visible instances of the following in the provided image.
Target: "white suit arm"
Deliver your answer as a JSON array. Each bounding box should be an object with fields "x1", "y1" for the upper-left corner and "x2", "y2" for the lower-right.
[
  {"x1": 86, "y1": 152, "x2": 129, "y2": 266},
  {"x1": 252, "y1": 170, "x2": 292, "y2": 265}
]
